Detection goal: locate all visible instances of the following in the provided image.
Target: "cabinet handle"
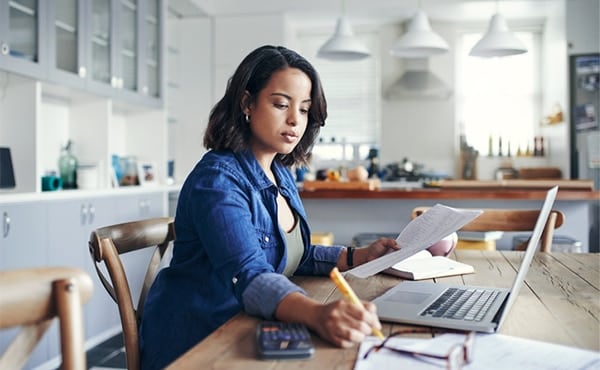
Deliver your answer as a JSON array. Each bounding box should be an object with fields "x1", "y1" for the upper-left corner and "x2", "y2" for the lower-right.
[
  {"x1": 139, "y1": 199, "x2": 148, "y2": 215},
  {"x1": 1, "y1": 43, "x2": 9, "y2": 56},
  {"x1": 2, "y1": 212, "x2": 10, "y2": 238},
  {"x1": 88, "y1": 204, "x2": 95, "y2": 224},
  {"x1": 80, "y1": 204, "x2": 88, "y2": 225}
]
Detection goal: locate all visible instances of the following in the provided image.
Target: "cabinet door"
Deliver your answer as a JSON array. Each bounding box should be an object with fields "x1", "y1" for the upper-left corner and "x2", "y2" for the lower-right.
[
  {"x1": 85, "y1": 0, "x2": 163, "y2": 107},
  {"x1": 46, "y1": 197, "x2": 121, "y2": 356},
  {"x1": 139, "y1": 0, "x2": 163, "y2": 106},
  {"x1": 116, "y1": 0, "x2": 139, "y2": 96},
  {"x1": 0, "y1": 203, "x2": 47, "y2": 270},
  {"x1": 0, "y1": 202, "x2": 49, "y2": 369},
  {"x1": 46, "y1": 0, "x2": 87, "y2": 88},
  {"x1": 86, "y1": 0, "x2": 118, "y2": 97},
  {"x1": 0, "y1": 0, "x2": 48, "y2": 78},
  {"x1": 115, "y1": 192, "x2": 166, "y2": 223}
]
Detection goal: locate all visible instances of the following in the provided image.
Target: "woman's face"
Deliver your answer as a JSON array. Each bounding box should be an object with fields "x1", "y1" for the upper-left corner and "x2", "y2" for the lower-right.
[{"x1": 245, "y1": 67, "x2": 312, "y2": 163}]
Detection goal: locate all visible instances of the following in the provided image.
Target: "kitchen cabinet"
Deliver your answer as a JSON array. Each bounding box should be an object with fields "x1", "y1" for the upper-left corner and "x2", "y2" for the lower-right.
[
  {"x1": 0, "y1": 202, "x2": 49, "y2": 369},
  {"x1": 46, "y1": 0, "x2": 87, "y2": 89},
  {"x1": 46, "y1": 197, "x2": 121, "y2": 352},
  {"x1": 85, "y1": 0, "x2": 165, "y2": 107},
  {"x1": 0, "y1": 1, "x2": 167, "y2": 195},
  {"x1": 0, "y1": 192, "x2": 167, "y2": 367},
  {"x1": 121, "y1": 191, "x2": 165, "y2": 221},
  {"x1": 0, "y1": 0, "x2": 48, "y2": 79},
  {"x1": 0, "y1": 0, "x2": 164, "y2": 106}
]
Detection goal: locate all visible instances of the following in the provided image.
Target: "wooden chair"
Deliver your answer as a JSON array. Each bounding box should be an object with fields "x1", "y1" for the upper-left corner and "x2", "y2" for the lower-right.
[
  {"x1": 0, "y1": 267, "x2": 93, "y2": 370},
  {"x1": 88, "y1": 217, "x2": 174, "y2": 370},
  {"x1": 411, "y1": 207, "x2": 565, "y2": 253}
]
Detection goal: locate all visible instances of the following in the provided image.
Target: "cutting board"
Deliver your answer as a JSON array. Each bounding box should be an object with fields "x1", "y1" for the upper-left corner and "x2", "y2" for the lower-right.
[{"x1": 302, "y1": 179, "x2": 381, "y2": 191}]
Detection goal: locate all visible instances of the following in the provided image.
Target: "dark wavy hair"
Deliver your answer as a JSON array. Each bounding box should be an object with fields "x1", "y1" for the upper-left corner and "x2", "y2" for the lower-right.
[{"x1": 203, "y1": 45, "x2": 327, "y2": 167}]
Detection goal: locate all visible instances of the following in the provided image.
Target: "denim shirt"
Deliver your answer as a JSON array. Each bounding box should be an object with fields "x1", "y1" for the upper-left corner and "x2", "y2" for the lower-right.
[{"x1": 139, "y1": 149, "x2": 344, "y2": 370}]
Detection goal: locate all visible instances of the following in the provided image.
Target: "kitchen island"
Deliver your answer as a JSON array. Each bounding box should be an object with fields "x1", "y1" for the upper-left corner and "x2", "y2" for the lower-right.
[{"x1": 300, "y1": 181, "x2": 600, "y2": 251}]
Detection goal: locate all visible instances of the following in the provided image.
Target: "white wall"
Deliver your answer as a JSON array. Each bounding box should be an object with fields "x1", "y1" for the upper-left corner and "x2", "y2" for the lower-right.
[
  {"x1": 379, "y1": 21, "x2": 456, "y2": 176},
  {"x1": 213, "y1": 14, "x2": 286, "y2": 99},
  {"x1": 540, "y1": 0, "x2": 569, "y2": 179},
  {"x1": 167, "y1": 17, "x2": 213, "y2": 182}
]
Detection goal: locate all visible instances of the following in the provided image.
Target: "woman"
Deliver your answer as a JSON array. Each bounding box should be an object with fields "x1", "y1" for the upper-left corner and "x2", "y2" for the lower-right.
[{"x1": 139, "y1": 45, "x2": 398, "y2": 369}]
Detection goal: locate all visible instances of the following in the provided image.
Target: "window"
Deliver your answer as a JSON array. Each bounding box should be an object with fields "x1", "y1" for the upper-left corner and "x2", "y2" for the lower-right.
[
  {"x1": 295, "y1": 31, "x2": 380, "y2": 163},
  {"x1": 456, "y1": 31, "x2": 542, "y2": 157}
]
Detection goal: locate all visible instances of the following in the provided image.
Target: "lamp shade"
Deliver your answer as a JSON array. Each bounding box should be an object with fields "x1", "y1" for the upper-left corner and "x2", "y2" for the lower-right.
[
  {"x1": 469, "y1": 14, "x2": 527, "y2": 57},
  {"x1": 390, "y1": 10, "x2": 449, "y2": 58},
  {"x1": 317, "y1": 16, "x2": 370, "y2": 61}
]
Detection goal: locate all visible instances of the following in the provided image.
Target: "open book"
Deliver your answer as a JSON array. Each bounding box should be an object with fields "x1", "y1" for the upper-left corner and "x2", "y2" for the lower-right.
[
  {"x1": 347, "y1": 204, "x2": 482, "y2": 278},
  {"x1": 383, "y1": 250, "x2": 474, "y2": 280}
]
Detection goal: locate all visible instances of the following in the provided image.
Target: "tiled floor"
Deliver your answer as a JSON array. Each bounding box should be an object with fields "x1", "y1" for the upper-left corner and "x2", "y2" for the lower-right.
[{"x1": 85, "y1": 333, "x2": 127, "y2": 369}]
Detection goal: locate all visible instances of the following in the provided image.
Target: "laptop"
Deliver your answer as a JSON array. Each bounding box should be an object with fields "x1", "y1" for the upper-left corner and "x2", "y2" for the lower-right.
[{"x1": 372, "y1": 186, "x2": 559, "y2": 333}]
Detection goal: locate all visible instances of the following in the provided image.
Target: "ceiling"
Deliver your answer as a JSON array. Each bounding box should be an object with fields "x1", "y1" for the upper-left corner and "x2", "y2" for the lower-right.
[{"x1": 169, "y1": 0, "x2": 562, "y2": 24}]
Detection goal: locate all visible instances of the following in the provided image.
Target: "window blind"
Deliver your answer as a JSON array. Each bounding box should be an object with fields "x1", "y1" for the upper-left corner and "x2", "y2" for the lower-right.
[{"x1": 295, "y1": 32, "x2": 380, "y2": 146}]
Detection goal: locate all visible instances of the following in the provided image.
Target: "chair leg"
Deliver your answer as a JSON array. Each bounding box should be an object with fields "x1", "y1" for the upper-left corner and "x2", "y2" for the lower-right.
[
  {"x1": 0, "y1": 320, "x2": 51, "y2": 370},
  {"x1": 54, "y1": 278, "x2": 87, "y2": 370}
]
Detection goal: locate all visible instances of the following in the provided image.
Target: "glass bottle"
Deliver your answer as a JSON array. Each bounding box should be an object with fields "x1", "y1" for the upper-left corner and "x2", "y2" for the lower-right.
[{"x1": 58, "y1": 140, "x2": 78, "y2": 189}]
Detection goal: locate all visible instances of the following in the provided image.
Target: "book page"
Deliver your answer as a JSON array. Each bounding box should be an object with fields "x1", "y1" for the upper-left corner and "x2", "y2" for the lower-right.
[{"x1": 347, "y1": 204, "x2": 482, "y2": 278}]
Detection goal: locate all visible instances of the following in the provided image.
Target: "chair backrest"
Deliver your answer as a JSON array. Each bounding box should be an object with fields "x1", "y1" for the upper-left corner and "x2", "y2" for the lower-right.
[
  {"x1": 0, "y1": 267, "x2": 93, "y2": 370},
  {"x1": 411, "y1": 207, "x2": 565, "y2": 253},
  {"x1": 88, "y1": 217, "x2": 175, "y2": 370}
]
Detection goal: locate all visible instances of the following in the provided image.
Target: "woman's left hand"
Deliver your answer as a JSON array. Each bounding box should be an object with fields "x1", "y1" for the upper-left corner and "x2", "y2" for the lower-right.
[
  {"x1": 340, "y1": 238, "x2": 400, "y2": 270},
  {"x1": 360, "y1": 238, "x2": 400, "y2": 264}
]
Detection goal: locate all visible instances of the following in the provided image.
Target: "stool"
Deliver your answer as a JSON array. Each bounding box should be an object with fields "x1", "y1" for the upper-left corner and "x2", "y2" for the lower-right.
[
  {"x1": 311, "y1": 232, "x2": 334, "y2": 246},
  {"x1": 456, "y1": 239, "x2": 497, "y2": 251}
]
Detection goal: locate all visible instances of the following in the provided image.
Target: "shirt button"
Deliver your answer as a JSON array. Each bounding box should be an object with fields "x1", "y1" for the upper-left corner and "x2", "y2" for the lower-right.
[
  {"x1": 232, "y1": 277, "x2": 238, "y2": 284},
  {"x1": 264, "y1": 236, "x2": 269, "y2": 242}
]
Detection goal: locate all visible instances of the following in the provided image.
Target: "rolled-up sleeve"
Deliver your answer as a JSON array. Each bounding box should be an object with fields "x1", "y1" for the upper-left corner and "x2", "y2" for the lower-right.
[
  {"x1": 295, "y1": 245, "x2": 344, "y2": 276},
  {"x1": 242, "y1": 273, "x2": 307, "y2": 319}
]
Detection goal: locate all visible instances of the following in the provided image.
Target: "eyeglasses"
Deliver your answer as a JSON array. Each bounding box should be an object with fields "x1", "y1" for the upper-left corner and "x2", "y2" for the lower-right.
[{"x1": 363, "y1": 329, "x2": 475, "y2": 370}]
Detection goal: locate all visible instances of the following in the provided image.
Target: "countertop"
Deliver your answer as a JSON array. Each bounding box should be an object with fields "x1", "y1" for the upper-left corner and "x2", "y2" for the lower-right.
[{"x1": 299, "y1": 180, "x2": 600, "y2": 201}]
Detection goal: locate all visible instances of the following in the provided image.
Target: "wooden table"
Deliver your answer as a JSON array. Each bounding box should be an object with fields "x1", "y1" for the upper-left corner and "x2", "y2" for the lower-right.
[{"x1": 167, "y1": 251, "x2": 600, "y2": 369}]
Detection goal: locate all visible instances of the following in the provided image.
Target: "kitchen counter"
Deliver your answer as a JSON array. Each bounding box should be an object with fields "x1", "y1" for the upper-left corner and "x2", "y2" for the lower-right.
[
  {"x1": 299, "y1": 180, "x2": 600, "y2": 201},
  {"x1": 300, "y1": 187, "x2": 600, "y2": 201},
  {"x1": 299, "y1": 180, "x2": 599, "y2": 251}
]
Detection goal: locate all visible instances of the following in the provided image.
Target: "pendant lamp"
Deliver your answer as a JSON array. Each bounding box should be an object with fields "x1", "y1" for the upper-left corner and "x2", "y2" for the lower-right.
[
  {"x1": 469, "y1": 6, "x2": 527, "y2": 57},
  {"x1": 317, "y1": 1, "x2": 370, "y2": 61},
  {"x1": 390, "y1": 9, "x2": 449, "y2": 58}
]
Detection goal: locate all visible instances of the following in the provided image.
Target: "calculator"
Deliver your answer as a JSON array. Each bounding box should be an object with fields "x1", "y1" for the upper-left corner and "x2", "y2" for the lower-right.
[{"x1": 256, "y1": 321, "x2": 315, "y2": 359}]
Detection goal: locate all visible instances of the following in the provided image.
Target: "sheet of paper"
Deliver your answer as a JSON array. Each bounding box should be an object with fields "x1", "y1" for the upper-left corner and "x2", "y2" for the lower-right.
[
  {"x1": 355, "y1": 333, "x2": 600, "y2": 370},
  {"x1": 347, "y1": 204, "x2": 482, "y2": 278}
]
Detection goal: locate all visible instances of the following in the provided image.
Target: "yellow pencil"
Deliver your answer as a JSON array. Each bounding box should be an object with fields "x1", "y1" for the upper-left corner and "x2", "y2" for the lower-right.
[{"x1": 329, "y1": 267, "x2": 385, "y2": 340}]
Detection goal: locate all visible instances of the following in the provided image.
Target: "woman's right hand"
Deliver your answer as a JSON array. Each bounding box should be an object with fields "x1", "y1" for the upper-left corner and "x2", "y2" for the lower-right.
[{"x1": 309, "y1": 299, "x2": 382, "y2": 348}]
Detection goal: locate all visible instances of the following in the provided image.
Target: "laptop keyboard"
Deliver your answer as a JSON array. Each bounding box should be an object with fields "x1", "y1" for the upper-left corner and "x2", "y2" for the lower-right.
[{"x1": 420, "y1": 287, "x2": 501, "y2": 321}]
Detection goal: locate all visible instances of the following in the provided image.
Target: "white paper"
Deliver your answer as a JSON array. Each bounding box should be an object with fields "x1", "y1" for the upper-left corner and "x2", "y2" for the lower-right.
[
  {"x1": 355, "y1": 333, "x2": 600, "y2": 370},
  {"x1": 347, "y1": 204, "x2": 482, "y2": 278}
]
